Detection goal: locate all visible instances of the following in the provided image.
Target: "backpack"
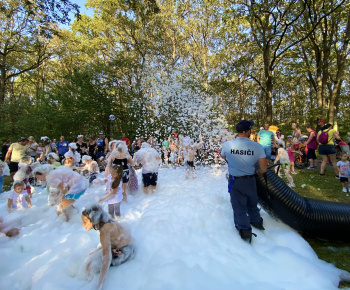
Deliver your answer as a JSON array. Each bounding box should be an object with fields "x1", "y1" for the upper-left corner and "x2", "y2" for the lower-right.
[{"x1": 318, "y1": 129, "x2": 330, "y2": 145}]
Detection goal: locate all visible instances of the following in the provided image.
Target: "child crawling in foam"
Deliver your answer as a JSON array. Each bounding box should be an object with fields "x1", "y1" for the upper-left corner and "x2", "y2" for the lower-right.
[{"x1": 81, "y1": 204, "x2": 135, "y2": 290}]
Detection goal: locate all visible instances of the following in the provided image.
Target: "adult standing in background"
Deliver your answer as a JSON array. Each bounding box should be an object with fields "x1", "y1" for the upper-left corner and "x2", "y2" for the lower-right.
[
  {"x1": 316, "y1": 119, "x2": 326, "y2": 132},
  {"x1": 291, "y1": 123, "x2": 302, "y2": 144},
  {"x1": 275, "y1": 130, "x2": 284, "y2": 141},
  {"x1": 87, "y1": 137, "x2": 97, "y2": 160},
  {"x1": 56, "y1": 136, "x2": 69, "y2": 161},
  {"x1": 96, "y1": 132, "x2": 108, "y2": 159},
  {"x1": 257, "y1": 123, "x2": 276, "y2": 166},
  {"x1": 317, "y1": 123, "x2": 342, "y2": 177},
  {"x1": 4, "y1": 137, "x2": 30, "y2": 181},
  {"x1": 120, "y1": 133, "x2": 130, "y2": 147},
  {"x1": 305, "y1": 126, "x2": 318, "y2": 169},
  {"x1": 76, "y1": 135, "x2": 87, "y2": 161},
  {"x1": 221, "y1": 120, "x2": 267, "y2": 243},
  {"x1": 28, "y1": 137, "x2": 38, "y2": 159}
]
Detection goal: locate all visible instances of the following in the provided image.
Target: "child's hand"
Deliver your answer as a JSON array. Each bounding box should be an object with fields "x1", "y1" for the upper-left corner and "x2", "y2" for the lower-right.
[
  {"x1": 8, "y1": 208, "x2": 13, "y2": 213},
  {"x1": 340, "y1": 171, "x2": 344, "y2": 175},
  {"x1": 28, "y1": 204, "x2": 32, "y2": 208}
]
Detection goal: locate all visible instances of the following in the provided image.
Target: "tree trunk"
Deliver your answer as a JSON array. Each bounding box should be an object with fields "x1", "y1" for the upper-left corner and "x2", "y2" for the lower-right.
[
  {"x1": 0, "y1": 66, "x2": 5, "y2": 104},
  {"x1": 263, "y1": 43, "x2": 273, "y2": 123},
  {"x1": 328, "y1": 10, "x2": 350, "y2": 124}
]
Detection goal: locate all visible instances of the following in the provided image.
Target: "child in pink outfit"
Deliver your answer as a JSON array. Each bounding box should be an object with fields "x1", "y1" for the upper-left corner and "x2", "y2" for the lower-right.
[{"x1": 287, "y1": 143, "x2": 297, "y2": 174}]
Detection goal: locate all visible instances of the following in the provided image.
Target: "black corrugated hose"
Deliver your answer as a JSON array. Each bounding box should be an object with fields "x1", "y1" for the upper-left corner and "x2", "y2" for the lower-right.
[{"x1": 256, "y1": 167, "x2": 350, "y2": 242}]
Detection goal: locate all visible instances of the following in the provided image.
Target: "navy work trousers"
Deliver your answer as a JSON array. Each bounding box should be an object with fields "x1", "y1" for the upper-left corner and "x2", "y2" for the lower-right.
[{"x1": 229, "y1": 177, "x2": 262, "y2": 230}]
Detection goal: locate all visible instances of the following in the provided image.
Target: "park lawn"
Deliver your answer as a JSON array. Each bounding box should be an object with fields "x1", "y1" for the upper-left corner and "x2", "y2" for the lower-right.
[
  {"x1": 3, "y1": 170, "x2": 350, "y2": 287},
  {"x1": 279, "y1": 167, "x2": 350, "y2": 288}
]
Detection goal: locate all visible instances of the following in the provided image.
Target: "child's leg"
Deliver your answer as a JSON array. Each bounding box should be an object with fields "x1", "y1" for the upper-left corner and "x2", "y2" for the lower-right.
[
  {"x1": 108, "y1": 204, "x2": 115, "y2": 218},
  {"x1": 122, "y1": 183, "x2": 127, "y2": 202},
  {"x1": 290, "y1": 162, "x2": 295, "y2": 172},
  {"x1": 284, "y1": 168, "x2": 293, "y2": 185},
  {"x1": 114, "y1": 202, "x2": 121, "y2": 217}
]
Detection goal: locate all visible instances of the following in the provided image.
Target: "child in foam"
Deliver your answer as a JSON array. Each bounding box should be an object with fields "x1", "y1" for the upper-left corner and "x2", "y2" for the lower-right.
[
  {"x1": 13, "y1": 156, "x2": 34, "y2": 197},
  {"x1": 68, "y1": 143, "x2": 81, "y2": 165},
  {"x1": 7, "y1": 181, "x2": 32, "y2": 212},
  {"x1": 47, "y1": 152, "x2": 61, "y2": 167},
  {"x1": 287, "y1": 143, "x2": 297, "y2": 175},
  {"x1": 337, "y1": 153, "x2": 349, "y2": 194},
  {"x1": 0, "y1": 217, "x2": 20, "y2": 237},
  {"x1": 33, "y1": 165, "x2": 89, "y2": 221},
  {"x1": 184, "y1": 139, "x2": 202, "y2": 179},
  {"x1": 134, "y1": 142, "x2": 161, "y2": 194},
  {"x1": 81, "y1": 204, "x2": 135, "y2": 290},
  {"x1": 99, "y1": 164, "x2": 123, "y2": 218},
  {"x1": 274, "y1": 140, "x2": 295, "y2": 187},
  {"x1": 106, "y1": 141, "x2": 133, "y2": 202},
  {"x1": 80, "y1": 155, "x2": 99, "y2": 184}
]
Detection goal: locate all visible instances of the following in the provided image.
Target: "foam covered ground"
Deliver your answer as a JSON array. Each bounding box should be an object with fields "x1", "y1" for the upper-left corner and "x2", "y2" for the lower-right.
[{"x1": 0, "y1": 166, "x2": 345, "y2": 290}]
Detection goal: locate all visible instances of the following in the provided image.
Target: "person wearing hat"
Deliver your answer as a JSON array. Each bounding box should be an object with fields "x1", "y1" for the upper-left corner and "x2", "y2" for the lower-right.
[
  {"x1": 4, "y1": 137, "x2": 30, "y2": 181},
  {"x1": 316, "y1": 119, "x2": 326, "y2": 132},
  {"x1": 97, "y1": 132, "x2": 109, "y2": 159},
  {"x1": 56, "y1": 136, "x2": 69, "y2": 161},
  {"x1": 221, "y1": 120, "x2": 267, "y2": 243},
  {"x1": 257, "y1": 122, "x2": 276, "y2": 166}
]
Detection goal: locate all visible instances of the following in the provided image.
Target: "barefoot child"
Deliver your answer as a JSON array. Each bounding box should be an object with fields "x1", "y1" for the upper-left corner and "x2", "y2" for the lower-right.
[
  {"x1": 184, "y1": 139, "x2": 202, "y2": 179},
  {"x1": 275, "y1": 140, "x2": 295, "y2": 187},
  {"x1": 134, "y1": 142, "x2": 161, "y2": 194},
  {"x1": 82, "y1": 204, "x2": 135, "y2": 290},
  {"x1": 7, "y1": 181, "x2": 32, "y2": 212},
  {"x1": 99, "y1": 164, "x2": 124, "y2": 218},
  {"x1": 337, "y1": 153, "x2": 349, "y2": 193},
  {"x1": 287, "y1": 143, "x2": 297, "y2": 174}
]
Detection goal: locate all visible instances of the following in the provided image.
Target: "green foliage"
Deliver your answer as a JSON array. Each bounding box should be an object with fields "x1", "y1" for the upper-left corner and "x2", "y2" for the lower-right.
[{"x1": 1, "y1": 0, "x2": 350, "y2": 143}]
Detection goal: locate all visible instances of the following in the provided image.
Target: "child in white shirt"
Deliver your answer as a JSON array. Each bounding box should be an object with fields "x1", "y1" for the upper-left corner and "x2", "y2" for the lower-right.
[
  {"x1": 99, "y1": 164, "x2": 123, "y2": 218},
  {"x1": 7, "y1": 181, "x2": 32, "y2": 212},
  {"x1": 274, "y1": 140, "x2": 295, "y2": 187},
  {"x1": 337, "y1": 153, "x2": 349, "y2": 193}
]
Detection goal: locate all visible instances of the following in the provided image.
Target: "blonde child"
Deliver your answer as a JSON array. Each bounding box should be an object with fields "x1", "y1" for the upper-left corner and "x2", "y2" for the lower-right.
[
  {"x1": 13, "y1": 156, "x2": 34, "y2": 197},
  {"x1": 80, "y1": 155, "x2": 99, "y2": 184},
  {"x1": 47, "y1": 152, "x2": 61, "y2": 167},
  {"x1": 99, "y1": 164, "x2": 123, "y2": 218},
  {"x1": 275, "y1": 140, "x2": 295, "y2": 187},
  {"x1": 7, "y1": 181, "x2": 32, "y2": 212},
  {"x1": 337, "y1": 153, "x2": 349, "y2": 193}
]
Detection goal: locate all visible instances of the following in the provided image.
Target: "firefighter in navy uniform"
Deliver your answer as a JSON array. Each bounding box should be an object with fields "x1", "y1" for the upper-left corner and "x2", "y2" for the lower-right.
[{"x1": 221, "y1": 120, "x2": 267, "y2": 243}]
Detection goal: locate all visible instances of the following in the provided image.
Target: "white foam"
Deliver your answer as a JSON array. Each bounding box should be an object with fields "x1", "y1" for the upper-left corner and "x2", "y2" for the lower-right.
[{"x1": 0, "y1": 167, "x2": 345, "y2": 289}]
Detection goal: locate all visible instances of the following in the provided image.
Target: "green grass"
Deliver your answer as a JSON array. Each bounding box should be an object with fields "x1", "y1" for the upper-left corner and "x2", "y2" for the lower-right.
[
  {"x1": 3, "y1": 167, "x2": 350, "y2": 287},
  {"x1": 278, "y1": 165, "x2": 350, "y2": 288}
]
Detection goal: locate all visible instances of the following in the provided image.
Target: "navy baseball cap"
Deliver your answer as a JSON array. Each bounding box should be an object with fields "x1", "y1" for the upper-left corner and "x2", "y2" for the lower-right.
[{"x1": 236, "y1": 120, "x2": 254, "y2": 132}]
